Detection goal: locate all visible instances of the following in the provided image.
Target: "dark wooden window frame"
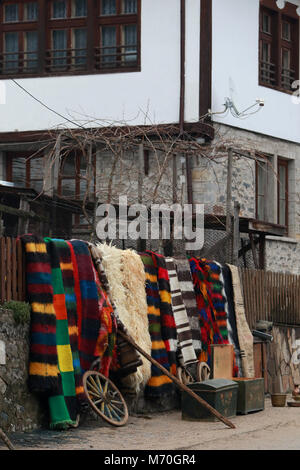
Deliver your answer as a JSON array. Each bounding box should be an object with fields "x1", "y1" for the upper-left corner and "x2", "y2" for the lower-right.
[
  {"x1": 57, "y1": 150, "x2": 96, "y2": 227},
  {"x1": 0, "y1": 0, "x2": 141, "y2": 79},
  {"x1": 6, "y1": 150, "x2": 44, "y2": 189},
  {"x1": 277, "y1": 157, "x2": 289, "y2": 229},
  {"x1": 255, "y1": 155, "x2": 289, "y2": 232},
  {"x1": 259, "y1": 0, "x2": 299, "y2": 94}
]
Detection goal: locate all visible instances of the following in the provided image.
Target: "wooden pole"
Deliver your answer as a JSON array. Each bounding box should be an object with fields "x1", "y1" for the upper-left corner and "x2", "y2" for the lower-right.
[
  {"x1": 118, "y1": 330, "x2": 236, "y2": 429},
  {"x1": 232, "y1": 201, "x2": 240, "y2": 266},
  {"x1": 0, "y1": 427, "x2": 15, "y2": 450},
  {"x1": 226, "y1": 148, "x2": 233, "y2": 233}
]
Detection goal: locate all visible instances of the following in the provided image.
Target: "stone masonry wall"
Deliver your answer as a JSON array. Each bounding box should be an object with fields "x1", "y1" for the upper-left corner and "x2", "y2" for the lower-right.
[{"x1": 0, "y1": 308, "x2": 46, "y2": 433}]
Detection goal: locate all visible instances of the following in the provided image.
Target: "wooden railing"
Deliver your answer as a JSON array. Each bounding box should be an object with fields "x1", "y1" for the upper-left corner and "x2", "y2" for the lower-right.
[
  {"x1": 0, "y1": 238, "x2": 25, "y2": 303},
  {"x1": 240, "y1": 268, "x2": 300, "y2": 329}
]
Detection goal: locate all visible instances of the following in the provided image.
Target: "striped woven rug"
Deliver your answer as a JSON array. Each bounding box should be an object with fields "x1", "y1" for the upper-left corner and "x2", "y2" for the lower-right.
[{"x1": 165, "y1": 257, "x2": 197, "y2": 367}]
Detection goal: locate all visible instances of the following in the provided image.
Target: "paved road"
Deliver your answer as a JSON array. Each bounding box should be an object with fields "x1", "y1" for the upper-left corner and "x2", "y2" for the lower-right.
[{"x1": 1, "y1": 397, "x2": 300, "y2": 451}]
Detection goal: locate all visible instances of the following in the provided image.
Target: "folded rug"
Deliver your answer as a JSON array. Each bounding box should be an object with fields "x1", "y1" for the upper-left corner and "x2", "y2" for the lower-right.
[
  {"x1": 96, "y1": 244, "x2": 152, "y2": 393},
  {"x1": 221, "y1": 264, "x2": 242, "y2": 376},
  {"x1": 227, "y1": 264, "x2": 254, "y2": 378},
  {"x1": 69, "y1": 240, "x2": 101, "y2": 373},
  {"x1": 140, "y1": 253, "x2": 174, "y2": 397},
  {"x1": 45, "y1": 238, "x2": 78, "y2": 429},
  {"x1": 189, "y1": 257, "x2": 223, "y2": 367},
  {"x1": 147, "y1": 251, "x2": 178, "y2": 376},
  {"x1": 20, "y1": 234, "x2": 61, "y2": 394},
  {"x1": 165, "y1": 257, "x2": 197, "y2": 367},
  {"x1": 175, "y1": 258, "x2": 202, "y2": 359}
]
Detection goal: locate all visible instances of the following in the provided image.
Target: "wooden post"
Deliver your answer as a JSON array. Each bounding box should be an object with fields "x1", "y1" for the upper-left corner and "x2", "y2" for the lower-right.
[
  {"x1": 137, "y1": 143, "x2": 146, "y2": 252},
  {"x1": 118, "y1": 330, "x2": 236, "y2": 429},
  {"x1": 226, "y1": 148, "x2": 233, "y2": 233},
  {"x1": 232, "y1": 201, "x2": 240, "y2": 266}
]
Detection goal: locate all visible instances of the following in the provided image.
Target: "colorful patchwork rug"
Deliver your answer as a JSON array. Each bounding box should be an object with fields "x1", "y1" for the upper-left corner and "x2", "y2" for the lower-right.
[
  {"x1": 140, "y1": 253, "x2": 174, "y2": 396},
  {"x1": 21, "y1": 234, "x2": 61, "y2": 394},
  {"x1": 175, "y1": 258, "x2": 202, "y2": 359},
  {"x1": 69, "y1": 240, "x2": 102, "y2": 373},
  {"x1": 55, "y1": 239, "x2": 84, "y2": 399},
  {"x1": 165, "y1": 257, "x2": 197, "y2": 367},
  {"x1": 189, "y1": 257, "x2": 224, "y2": 367},
  {"x1": 45, "y1": 238, "x2": 78, "y2": 429},
  {"x1": 198, "y1": 259, "x2": 229, "y2": 343}
]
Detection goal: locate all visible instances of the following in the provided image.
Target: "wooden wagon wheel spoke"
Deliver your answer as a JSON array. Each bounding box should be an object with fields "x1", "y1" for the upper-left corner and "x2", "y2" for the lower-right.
[
  {"x1": 87, "y1": 378, "x2": 103, "y2": 395},
  {"x1": 87, "y1": 389, "x2": 102, "y2": 399},
  {"x1": 96, "y1": 374, "x2": 103, "y2": 393},
  {"x1": 83, "y1": 370, "x2": 128, "y2": 427},
  {"x1": 110, "y1": 402, "x2": 126, "y2": 416}
]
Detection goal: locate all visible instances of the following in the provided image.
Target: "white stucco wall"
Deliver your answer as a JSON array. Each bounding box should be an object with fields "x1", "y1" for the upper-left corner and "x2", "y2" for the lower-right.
[
  {"x1": 0, "y1": 0, "x2": 201, "y2": 133},
  {"x1": 212, "y1": 0, "x2": 300, "y2": 144}
]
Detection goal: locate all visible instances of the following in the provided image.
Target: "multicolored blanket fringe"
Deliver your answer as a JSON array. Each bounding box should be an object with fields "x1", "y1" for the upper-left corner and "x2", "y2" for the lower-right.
[
  {"x1": 21, "y1": 234, "x2": 61, "y2": 394},
  {"x1": 189, "y1": 257, "x2": 223, "y2": 367},
  {"x1": 165, "y1": 257, "x2": 197, "y2": 367},
  {"x1": 45, "y1": 238, "x2": 78, "y2": 429},
  {"x1": 147, "y1": 251, "x2": 177, "y2": 377},
  {"x1": 175, "y1": 258, "x2": 202, "y2": 359},
  {"x1": 140, "y1": 253, "x2": 174, "y2": 396}
]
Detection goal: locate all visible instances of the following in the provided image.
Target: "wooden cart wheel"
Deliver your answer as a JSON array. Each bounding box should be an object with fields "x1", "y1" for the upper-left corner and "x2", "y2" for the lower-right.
[
  {"x1": 83, "y1": 370, "x2": 129, "y2": 427},
  {"x1": 196, "y1": 361, "x2": 211, "y2": 382}
]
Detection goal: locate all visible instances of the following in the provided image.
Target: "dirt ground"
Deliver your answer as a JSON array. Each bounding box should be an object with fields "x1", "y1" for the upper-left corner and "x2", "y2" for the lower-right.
[{"x1": 1, "y1": 396, "x2": 300, "y2": 451}]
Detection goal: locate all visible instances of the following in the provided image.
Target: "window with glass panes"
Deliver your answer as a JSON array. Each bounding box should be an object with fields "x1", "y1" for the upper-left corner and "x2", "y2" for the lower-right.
[
  {"x1": 259, "y1": 0, "x2": 299, "y2": 93},
  {"x1": 277, "y1": 158, "x2": 288, "y2": 228},
  {"x1": 57, "y1": 151, "x2": 95, "y2": 225},
  {"x1": 0, "y1": 0, "x2": 140, "y2": 77},
  {"x1": 6, "y1": 151, "x2": 44, "y2": 193}
]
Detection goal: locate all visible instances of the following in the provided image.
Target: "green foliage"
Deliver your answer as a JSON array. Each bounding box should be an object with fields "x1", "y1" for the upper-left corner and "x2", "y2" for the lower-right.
[{"x1": 3, "y1": 300, "x2": 31, "y2": 325}]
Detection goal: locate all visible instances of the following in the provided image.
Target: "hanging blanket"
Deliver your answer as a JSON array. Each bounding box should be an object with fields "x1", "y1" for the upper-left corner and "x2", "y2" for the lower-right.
[
  {"x1": 55, "y1": 239, "x2": 84, "y2": 399},
  {"x1": 227, "y1": 264, "x2": 255, "y2": 378},
  {"x1": 140, "y1": 253, "x2": 174, "y2": 396},
  {"x1": 198, "y1": 259, "x2": 229, "y2": 343},
  {"x1": 221, "y1": 264, "x2": 242, "y2": 376},
  {"x1": 96, "y1": 244, "x2": 152, "y2": 393},
  {"x1": 147, "y1": 251, "x2": 178, "y2": 376},
  {"x1": 69, "y1": 240, "x2": 101, "y2": 373},
  {"x1": 89, "y1": 243, "x2": 142, "y2": 379},
  {"x1": 165, "y1": 257, "x2": 197, "y2": 367},
  {"x1": 45, "y1": 238, "x2": 78, "y2": 429},
  {"x1": 175, "y1": 258, "x2": 202, "y2": 359},
  {"x1": 20, "y1": 234, "x2": 61, "y2": 394},
  {"x1": 189, "y1": 257, "x2": 223, "y2": 367}
]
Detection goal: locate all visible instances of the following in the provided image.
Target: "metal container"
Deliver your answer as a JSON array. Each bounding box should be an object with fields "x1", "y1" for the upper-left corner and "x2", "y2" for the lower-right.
[
  {"x1": 233, "y1": 378, "x2": 265, "y2": 414},
  {"x1": 181, "y1": 378, "x2": 238, "y2": 421}
]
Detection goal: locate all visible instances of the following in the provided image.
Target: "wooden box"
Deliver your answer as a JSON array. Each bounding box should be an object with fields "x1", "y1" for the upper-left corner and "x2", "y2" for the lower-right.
[
  {"x1": 181, "y1": 378, "x2": 238, "y2": 421},
  {"x1": 210, "y1": 344, "x2": 233, "y2": 380},
  {"x1": 233, "y1": 378, "x2": 265, "y2": 415}
]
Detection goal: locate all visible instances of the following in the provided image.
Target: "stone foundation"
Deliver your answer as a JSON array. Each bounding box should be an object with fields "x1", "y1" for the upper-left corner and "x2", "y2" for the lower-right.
[{"x1": 0, "y1": 308, "x2": 47, "y2": 433}]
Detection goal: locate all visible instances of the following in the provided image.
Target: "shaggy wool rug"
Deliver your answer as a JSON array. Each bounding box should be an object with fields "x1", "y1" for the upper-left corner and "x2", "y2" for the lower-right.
[{"x1": 95, "y1": 243, "x2": 152, "y2": 393}]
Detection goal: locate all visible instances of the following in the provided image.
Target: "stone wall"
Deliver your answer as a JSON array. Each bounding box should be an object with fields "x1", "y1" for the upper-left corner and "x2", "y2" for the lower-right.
[{"x1": 0, "y1": 308, "x2": 46, "y2": 433}]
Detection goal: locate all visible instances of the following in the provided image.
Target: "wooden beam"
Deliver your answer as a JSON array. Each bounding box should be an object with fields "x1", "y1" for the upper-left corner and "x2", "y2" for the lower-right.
[{"x1": 199, "y1": 0, "x2": 212, "y2": 118}]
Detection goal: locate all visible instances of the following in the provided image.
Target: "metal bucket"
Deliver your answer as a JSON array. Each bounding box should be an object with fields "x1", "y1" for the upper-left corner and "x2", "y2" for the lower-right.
[{"x1": 271, "y1": 393, "x2": 287, "y2": 407}]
